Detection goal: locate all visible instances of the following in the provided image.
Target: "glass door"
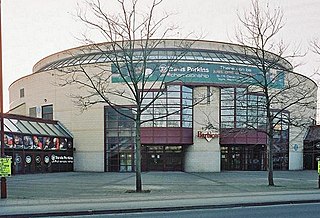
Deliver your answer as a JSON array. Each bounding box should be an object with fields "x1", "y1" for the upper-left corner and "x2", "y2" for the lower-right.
[{"x1": 147, "y1": 146, "x2": 164, "y2": 171}]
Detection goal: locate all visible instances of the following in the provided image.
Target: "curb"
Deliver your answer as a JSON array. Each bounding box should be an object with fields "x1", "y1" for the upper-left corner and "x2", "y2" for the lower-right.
[{"x1": 2, "y1": 199, "x2": 320, "y2": 218}]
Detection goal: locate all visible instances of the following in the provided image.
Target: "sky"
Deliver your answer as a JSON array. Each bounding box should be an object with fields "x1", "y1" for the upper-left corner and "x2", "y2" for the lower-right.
[{"x1": 2, "y1": 0, "x2": 320, "y2": 112}]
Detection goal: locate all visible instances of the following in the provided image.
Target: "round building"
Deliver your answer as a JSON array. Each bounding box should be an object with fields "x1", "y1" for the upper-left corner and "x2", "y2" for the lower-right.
[{"x1": 8, "y1": 39, "x2": 317, "y2": 173}]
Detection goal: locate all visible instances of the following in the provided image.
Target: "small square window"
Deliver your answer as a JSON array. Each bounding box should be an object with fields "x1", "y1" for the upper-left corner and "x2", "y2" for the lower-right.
[
  {"x1": 42, "y1": 104, "x2": 53, "y2": 120},
  {"x1": 20, "y1": 88, "x2": 25, "y2": 98},
  {"x1": 29, "y1": 107, "x2": 37, "y2": 118}
]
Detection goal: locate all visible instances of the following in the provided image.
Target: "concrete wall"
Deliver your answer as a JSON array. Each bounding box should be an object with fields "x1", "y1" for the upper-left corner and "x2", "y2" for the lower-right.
[
  {"x1": 289, "y1": 126, "x2": 305, "y2": 170},
  {"x1": 184, "y1": 87, "x2": 220, "y2": 172},
  {"x1": 9, "y1": 70, "x2": 106, "y2": 172}
]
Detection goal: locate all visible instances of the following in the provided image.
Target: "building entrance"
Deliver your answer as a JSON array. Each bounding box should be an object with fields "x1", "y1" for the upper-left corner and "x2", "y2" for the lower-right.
[{"x1": 142, "y1": 146, "x2": 183, "y2": 171}]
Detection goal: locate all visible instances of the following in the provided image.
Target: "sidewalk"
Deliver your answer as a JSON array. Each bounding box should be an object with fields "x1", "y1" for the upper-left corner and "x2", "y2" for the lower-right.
[{"x1": 1, "y1": 171, "x2": 320, "y2": 216}]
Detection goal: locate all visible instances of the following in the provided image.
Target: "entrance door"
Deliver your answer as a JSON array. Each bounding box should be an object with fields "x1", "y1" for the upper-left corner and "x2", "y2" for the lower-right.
[
  {"x1": 35, "y1": 154, "x2": 43, "y2": 173},
  {"x1": 145, "y1": 146, "x2": 183, "y2": 171},
  {"x1": 221, "y1": 145, "x2": 266, "y2": 171},
  {"x1": 24, "y1": 153, "x2": 35, "y2": 173},
  {"x1": 147, "y1": 146, "x2": 164, "y2": 171},
  {"x1": 14, "y1": 152, "x2": 24, "y2": 174}
]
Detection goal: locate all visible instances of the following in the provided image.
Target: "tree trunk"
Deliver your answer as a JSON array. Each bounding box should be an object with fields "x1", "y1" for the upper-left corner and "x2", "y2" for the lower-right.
[
  {"x1": 267, "y1": 142, "x2": 274, "y2": 186},
  {"x1": 267, "y1": 113, "x2": 275, "y2": 186},
  {"x1": 135, "y1": 117, "x2": 142, "y2": 192}
]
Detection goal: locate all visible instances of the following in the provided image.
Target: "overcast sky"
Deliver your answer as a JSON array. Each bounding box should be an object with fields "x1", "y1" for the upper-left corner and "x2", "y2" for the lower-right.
[{"x1": 2, "y1": 0, "x2": 320, "y2": 111}]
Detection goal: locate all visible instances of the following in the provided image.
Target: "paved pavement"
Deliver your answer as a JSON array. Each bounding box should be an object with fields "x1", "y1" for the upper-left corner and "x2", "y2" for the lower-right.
[{"x1": 1, "y1": 171, "x2": 320, "y2": 217}]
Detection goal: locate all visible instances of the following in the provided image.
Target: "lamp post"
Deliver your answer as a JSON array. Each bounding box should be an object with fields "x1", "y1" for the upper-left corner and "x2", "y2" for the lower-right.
[{"x1": 0, "y1": 0, "x2": 7, "y2": 199}]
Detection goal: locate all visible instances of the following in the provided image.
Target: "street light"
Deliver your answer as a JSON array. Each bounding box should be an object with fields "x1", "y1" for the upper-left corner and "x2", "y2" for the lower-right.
[{"x1": 0, "y1": 0, "x2": 7, "y2": 199}]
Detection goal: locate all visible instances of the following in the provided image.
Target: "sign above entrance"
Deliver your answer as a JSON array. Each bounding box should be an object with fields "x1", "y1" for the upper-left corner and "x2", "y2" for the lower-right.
[{"x1": 197, "y1": 129, "x2": 219, "y2": 142}]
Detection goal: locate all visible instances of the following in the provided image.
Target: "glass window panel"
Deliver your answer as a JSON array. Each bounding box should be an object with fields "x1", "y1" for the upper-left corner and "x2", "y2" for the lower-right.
[
  {"x1": 154, "y1": 119, "x2": 166, "y2": 127},
  {"x1": 182, "y1": 99, "x2": 192, "y2": 106},
  {"x1": 236, "y1": 88, "x2": 246, "y2": 94},
  {"x1": 20, "y1": 120, "x2": 40, "y2": 134},
  {"x1": 257, "y1": 117, "x2": 266, "y2": 124},
  {"x1": 236, "y1": 110, "x2": 247, "y2": 116},
  {"x1": 144, "y1": 91, "x2": 153, "y2": 98},
  {"x1": 182, "y1": 108, "x2": 192, "y2": 115},
  {"x1": 221, "y1": 94, "x2": 234, "y2": 100},
  {"x1": 182, "y1": 86, "x2": 192, "y2": 93},
  {"x1": 168, "y1": 108, "x2": 180, "y2": 114},
  {"x1": 154, "y1": 98, "x2": 167, "y2": 106},
  {"x1": 154, "y1": 107, "x2": 167, "y2": 115},
  {"x1": 45, "y1": 123, "x2": 62, "y2": 136},
  {"x1": 54, "y1": 124, "x2": 71, "y2": 137},
  {"x1": 143, "y1": 108, "x2": 154, "y2": 115},
  {"x1": 62, "y1": 58, "x2": 75, "y2": 66},
  {"x1": 182, "y1": 114, "x2": 192, "y2": 122},
  {"x1": 29, "y1": 107, "x2": 37, "y2": 117},
  {"x1": 236, "y1": 115, "x2": 247, "y2": 122},
  {"x1": 236, "y1": 100, "x2": 246, "y2": 108},
  {"x1": 167, "y1": 114, "x2": 180, "y2": 120},
  {"x1": 42, "y1": 104, "x2": 53, "y2": 120},
  {"x1": 108, "y1": 121, "x2": 119, "y2": 129},
  {"x1": 167, "y1": 85, "x2": 180, "y2": 92},
  {"x1": 221, "y1": 122, "x2": 234, "y2": 128},
  {"x1": 157, "y1": 92, "x2": 166, "y2": 99},
  {"x1": 221, "y1": 100, "x2": 234, "y2": 107},
  {"x1": 15, "y1": 119, "x2": 32, "y2": 133},
  {"x1": 182, "y1": 121, "x2": 192, "y2": 128},
  {"x1": 221, "y1": 109, "x2": 234, "y2": 116},
  {"x1": 5, "y1": 119, "x2": 22, "y2": 133},
  {"x1": 221, "y1": 88, "x2": 234, "y2": 94},
  {"x1": 30, "y1": 122, "x2": 49, "y2": 135},
  {"x1": 236, "y1": 121, "x2": 247, "y2": 128},
  {"x1": 257, "y1": 110, "x2": 266, "y2": 116},
  {"x1": 167, "y1": 91, "x2": 180, "y2": 98},
  {"x1": 222, "y1": 116, "x2": 234, "y2": 122},
  {"x1": 81, "y1": 54, "x2": 96, "y2": 64},
  {"x1": 141, "y1": 114, "x2": 153, "y2": 121},
  {"x1": 167, "y1": 120, "x2": 180, "y2": 127},
  {"x1": 38, "y1": 123, "x2": 56, "y2": 135},
  {"x1": 141, "y1": 121, "x2": 153, "y2": 127},
  {"x1": 142, "y1": 98, "x2": 152, "y2": 106},
  {"x1": 4, "y1": 124, "x2": 10, "y2": 132},
  {"x1": 167, "y1": 98, "x2": 180, "y2": 105}
]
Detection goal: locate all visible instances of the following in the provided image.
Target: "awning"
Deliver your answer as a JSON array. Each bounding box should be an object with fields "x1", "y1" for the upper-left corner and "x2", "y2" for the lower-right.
[{"x1": 3, "y1": 114, "x2": 72, "y2": 138}]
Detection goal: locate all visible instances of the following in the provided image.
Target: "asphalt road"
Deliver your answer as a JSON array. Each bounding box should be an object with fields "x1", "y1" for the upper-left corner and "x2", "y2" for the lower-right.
[{"x1": 60, "y1": 203, "x2": 320, "y2": 218}]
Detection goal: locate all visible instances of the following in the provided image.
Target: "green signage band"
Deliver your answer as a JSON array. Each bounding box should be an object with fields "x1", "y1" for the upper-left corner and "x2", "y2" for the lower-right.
[{"x1": 111, "y1": 62, "x2": 285, "y2": 88}]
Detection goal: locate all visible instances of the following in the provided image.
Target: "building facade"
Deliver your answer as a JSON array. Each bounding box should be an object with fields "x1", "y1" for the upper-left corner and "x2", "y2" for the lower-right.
[{"x1": 8, "y1": 39, "x2": 317, "y2": 173}]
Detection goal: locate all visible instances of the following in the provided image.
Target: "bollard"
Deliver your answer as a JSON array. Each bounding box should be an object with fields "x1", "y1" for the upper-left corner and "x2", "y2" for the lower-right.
[{"x1": 1, "y1": 177, "x2": 7, "y2": 199}]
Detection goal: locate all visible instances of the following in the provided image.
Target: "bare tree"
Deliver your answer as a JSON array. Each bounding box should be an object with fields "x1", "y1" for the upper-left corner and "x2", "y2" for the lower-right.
[
  {"x1": 233, "y1": 0, "x2": 317, "y2": 186},
  {"x1": 55, "y1": 0, "x2": 198, "y2": 192},
  {"x1": 311, "y1": 38, "x2": 320, "y2": 56}
]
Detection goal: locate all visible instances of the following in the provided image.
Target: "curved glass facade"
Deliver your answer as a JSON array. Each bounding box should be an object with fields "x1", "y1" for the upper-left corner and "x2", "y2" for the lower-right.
[{"x1": 36, "y1": 49, "x2": 289, "y2": 73}]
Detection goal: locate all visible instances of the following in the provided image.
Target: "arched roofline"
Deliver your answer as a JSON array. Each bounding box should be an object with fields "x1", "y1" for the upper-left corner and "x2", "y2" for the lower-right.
[{"x1": 32, "y1": 39, "x2": 293, "y2": 73}]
